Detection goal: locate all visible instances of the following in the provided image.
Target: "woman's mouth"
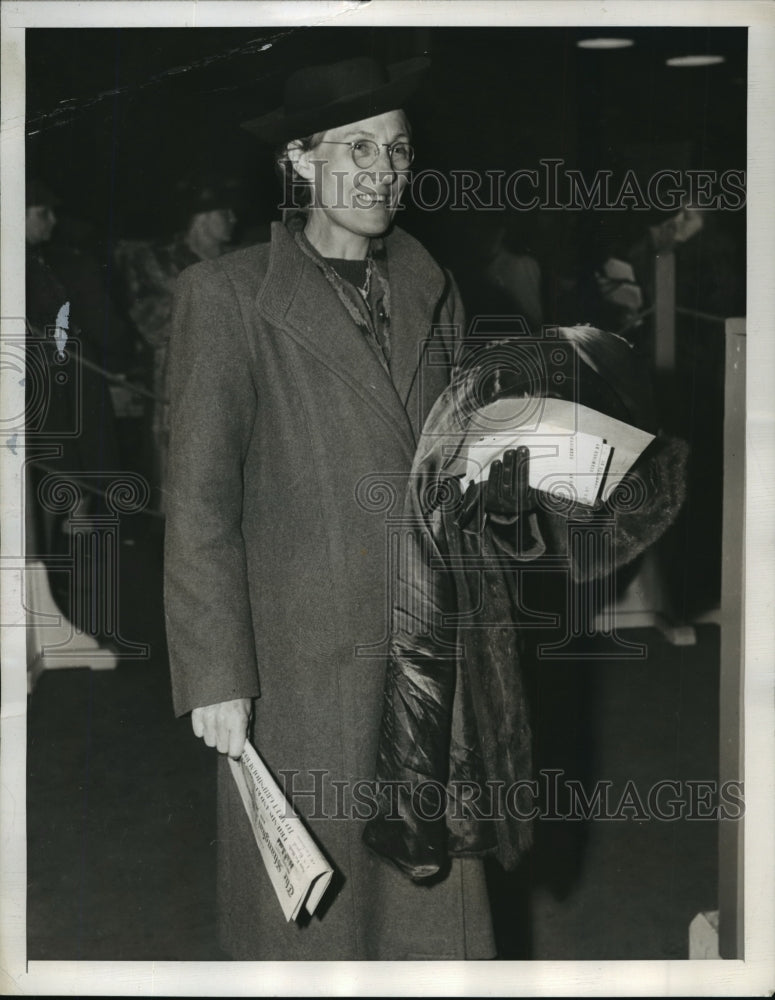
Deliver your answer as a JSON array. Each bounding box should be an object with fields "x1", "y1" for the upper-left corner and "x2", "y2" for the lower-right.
[{"x1": 354, "y1": 193, "x2": 390, "y2": 209}]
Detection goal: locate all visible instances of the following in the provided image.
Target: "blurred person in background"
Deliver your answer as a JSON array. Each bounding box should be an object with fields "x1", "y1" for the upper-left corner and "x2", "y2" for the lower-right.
[
  {"x1": 114, "y1": 175, "x2": 239, "y2": 508},
  {"x1": 451, "y1": 210, "x2": 544, "y2": 335},
  {"x1": 25, "y1": 178, "x2": 125, "y2": 634}
]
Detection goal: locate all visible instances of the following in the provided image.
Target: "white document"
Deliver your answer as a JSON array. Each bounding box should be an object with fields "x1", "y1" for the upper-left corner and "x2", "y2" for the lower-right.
[
  {"x1": 459, "y1": 397, "x2": 654, "y2": 507},
  {"x1": 228, "y1": 742, "x2": 334, "y2": 922}
]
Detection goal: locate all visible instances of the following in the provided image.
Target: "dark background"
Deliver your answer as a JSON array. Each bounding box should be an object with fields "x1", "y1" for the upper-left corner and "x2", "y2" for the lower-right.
[
  {"x1": 26, "y1": 25, "x2": 747, "y2": 262},
  {"x1": 26, "y1": 23, "x2": 747, "y2": 618}
]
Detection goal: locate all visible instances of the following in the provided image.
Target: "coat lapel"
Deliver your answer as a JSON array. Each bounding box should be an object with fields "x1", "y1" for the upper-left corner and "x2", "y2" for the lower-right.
[{"x1": 383, "y1": 227, "x2": 447, "y2": 409}]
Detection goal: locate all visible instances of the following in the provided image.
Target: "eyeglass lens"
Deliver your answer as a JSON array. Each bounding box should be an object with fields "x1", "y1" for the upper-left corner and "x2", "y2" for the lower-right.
[{"x1": 352, "y1": 140, "x2": 414, "y2": 169}]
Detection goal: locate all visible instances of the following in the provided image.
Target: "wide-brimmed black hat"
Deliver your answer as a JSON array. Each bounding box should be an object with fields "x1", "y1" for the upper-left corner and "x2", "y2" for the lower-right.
[
  {"x1": 172, "y1": 173, "x2": 241, "y2": 217},
  {"x1": 26, "y1": 178, "x2": 61, "y2": 208},
  {"x1": 241, "y1": 55, "x2": 430, "y2": 144}
]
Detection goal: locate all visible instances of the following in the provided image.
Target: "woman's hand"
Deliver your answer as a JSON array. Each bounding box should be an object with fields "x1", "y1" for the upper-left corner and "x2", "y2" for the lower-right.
[
  {"x1": 484, "y1": 445, "x2": 531, "y2": 523},
  {"x1": 456, "y1": 446, "x2": 532, "y2": 530},
  {"x1": 454, "y1": 447, "x2": 544, "y2": 558},
  {"x1": 191, "y1": 698, "x2": 252, "y2": 759}
]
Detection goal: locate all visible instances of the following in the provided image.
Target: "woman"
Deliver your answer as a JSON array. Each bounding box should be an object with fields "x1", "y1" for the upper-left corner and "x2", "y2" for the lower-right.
[
  {"x1": 164, "y1": 56, "x2": 496, "y2": 960},
  {"x1": 115, "y1": 177, "x2": 238, "y2": 505}
]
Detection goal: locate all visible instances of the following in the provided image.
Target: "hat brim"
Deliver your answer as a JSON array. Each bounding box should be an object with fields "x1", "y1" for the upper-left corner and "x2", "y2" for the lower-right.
[
  {"x1": 26, "y1": 184, "x2": 62, "y2": 209},
  {"x1": 241, "y1": 56, "x2": 430, "y2": 145}
]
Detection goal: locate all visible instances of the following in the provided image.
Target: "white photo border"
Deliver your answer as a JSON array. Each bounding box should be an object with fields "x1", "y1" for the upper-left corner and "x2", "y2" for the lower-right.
[{"x1": 1, "y1": 1, "x2": 773, "y2": 995}]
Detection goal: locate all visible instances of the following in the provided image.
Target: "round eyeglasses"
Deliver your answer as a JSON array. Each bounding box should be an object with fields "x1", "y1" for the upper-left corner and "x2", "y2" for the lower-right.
[{"x1": 317, "y1": 139, "x2": 415, "y2": 170}]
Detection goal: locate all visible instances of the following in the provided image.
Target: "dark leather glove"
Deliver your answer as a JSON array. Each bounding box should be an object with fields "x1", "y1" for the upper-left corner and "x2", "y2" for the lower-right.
[
  {"x1": 485, "y1": 445, "x2": 532, "y2": 524},
  {"x1": 455, "y1": 446, "x2": 545, "y2": 559},
  {"x1": 456, "y1": 446, "x2": 531, "y2": 531}
]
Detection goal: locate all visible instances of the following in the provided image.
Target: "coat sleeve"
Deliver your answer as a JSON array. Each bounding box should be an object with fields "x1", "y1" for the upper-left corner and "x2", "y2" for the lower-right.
[{"x1": 163, "y1": 262, "x2": 260, "y2": 716}]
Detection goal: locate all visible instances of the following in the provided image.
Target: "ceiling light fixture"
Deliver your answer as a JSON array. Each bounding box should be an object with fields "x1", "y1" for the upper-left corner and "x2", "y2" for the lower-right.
[
  {"x1": 576, "y1": 38, "x2": 635, "y2": 50},
  {"x1": 666, "y1": 54, "x2": 726, "y2": 67}
]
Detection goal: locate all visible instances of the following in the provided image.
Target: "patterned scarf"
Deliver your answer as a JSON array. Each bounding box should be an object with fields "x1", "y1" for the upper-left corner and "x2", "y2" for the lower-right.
[{"x1": 286, "y1": 212, "x2": 392, "y2": 373}]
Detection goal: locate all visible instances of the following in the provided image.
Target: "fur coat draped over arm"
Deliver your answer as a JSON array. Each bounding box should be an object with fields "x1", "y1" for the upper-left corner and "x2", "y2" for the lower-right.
[{"x1": 363, "y1": 326, "x2": 688, "y2": 881}]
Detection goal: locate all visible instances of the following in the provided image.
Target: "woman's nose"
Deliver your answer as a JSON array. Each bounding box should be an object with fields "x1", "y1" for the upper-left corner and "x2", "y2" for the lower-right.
[{"x1": 373, "y1": 146, "x2": 397, "y2": 182}]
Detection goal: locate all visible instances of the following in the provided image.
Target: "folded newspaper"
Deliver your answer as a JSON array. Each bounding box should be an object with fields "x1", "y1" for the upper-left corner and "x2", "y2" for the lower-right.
[
  {"x1": 457, "y1": 397, "x2": 655, "y2": 507},
  {"x1": 229, "y1": 742, "x2": 334, "y2": 922}
]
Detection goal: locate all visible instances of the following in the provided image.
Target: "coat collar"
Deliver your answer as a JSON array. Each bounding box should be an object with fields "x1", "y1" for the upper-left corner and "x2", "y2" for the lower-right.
[{"x1": 255, "y1": 220, "x2": 448, "y2": 452}]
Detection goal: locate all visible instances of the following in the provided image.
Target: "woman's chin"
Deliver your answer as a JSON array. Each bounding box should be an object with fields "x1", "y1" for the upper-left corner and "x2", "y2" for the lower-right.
[{"x1": 351, "y1": 205, "x2": 397, "y2": 234}]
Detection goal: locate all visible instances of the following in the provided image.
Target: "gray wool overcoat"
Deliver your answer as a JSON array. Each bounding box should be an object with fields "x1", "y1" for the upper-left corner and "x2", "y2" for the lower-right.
[{"x1": 164, "y1": 221, "x2": 496, "y2": 960}]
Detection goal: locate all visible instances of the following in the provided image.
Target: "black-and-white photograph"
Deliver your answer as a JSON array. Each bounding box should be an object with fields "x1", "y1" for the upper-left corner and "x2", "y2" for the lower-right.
[{"x1": 1, "y1": 1, "x2": 773, "y2": 995}]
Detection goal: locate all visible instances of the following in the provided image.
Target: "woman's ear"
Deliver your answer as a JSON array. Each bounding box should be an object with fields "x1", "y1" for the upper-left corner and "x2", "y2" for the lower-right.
[{"x1": 287, "y1": 140, "x2": 315, "y2": 183}]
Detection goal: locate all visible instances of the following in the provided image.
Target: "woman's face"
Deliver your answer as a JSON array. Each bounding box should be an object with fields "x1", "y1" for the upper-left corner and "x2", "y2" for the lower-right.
[
  {"x1": 295, "y1": 109, "x2": 411, "y2": 256},
  {"x1": 200, "y1": 207, "x2": 237, "y2": 244},
  {"x1": 26, "y1": 205, "x2": 56, "y2": 246}
]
